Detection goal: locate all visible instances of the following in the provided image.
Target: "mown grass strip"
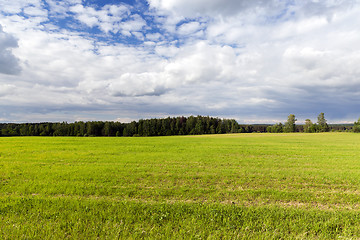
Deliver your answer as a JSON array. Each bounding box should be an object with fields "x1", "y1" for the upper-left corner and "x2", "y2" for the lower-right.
[{"x1": 1, "y1": 196, "x2": 360, "y2": 239}]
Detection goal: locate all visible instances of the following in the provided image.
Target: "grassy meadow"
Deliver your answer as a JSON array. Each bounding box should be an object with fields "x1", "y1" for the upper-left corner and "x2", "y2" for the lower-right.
[{"x1": 1, "y1": 133, "x2": 360, "y2": 239}]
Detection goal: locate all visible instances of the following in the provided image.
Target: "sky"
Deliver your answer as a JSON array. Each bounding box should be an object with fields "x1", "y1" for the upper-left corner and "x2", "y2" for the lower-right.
[{"x1": 0, "y1": 0, "x2": 360, "y2": 123}]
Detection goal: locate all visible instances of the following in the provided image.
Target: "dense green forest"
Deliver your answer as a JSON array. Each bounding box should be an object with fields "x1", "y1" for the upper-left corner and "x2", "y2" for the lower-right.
[
  {"x1": 0, "y1": 114, "x2": 356, "y2": 137},
  {"x1": 0, "y1": 116, "x2": 261, "y2": 137}
]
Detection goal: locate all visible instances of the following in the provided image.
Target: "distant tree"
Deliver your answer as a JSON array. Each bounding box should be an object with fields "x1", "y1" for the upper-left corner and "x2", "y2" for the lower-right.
[
  {"x1": 245, "y1": 125, "x2": 253, "y2": 133},
  {"x1": 33, "y1": 124, "x2": 39, "y2": 136},
  {"x1": 161, "y1": 118, "x2": 171, "y2": 135},
  {"x1": 216, "y1": 120, "x2": 222, "y2": 134},
  {"x1": 354, "y1": 118, "x2": 360, "y2": 133},
  {"x1": 19, "y1": 124, "x2": 29, "y2": 136},
  {"x1": 186, "y1": 116, "x2": 196, "y2": 134},
  {"x1": 210, "y1": 125, "x2": 216, "y2": 134},
  {"x1": 124, "y1": 121, "x2": 137, "y2": 136},
  {"x1": 194, "y1": 118, "x2": 204, "y2": 135},
  {"x1": 230, "y1": 120, "x2": 238, "y2": 133},
  {"x1": 74, "y1": 121, "x2": 86, "y2": 136},
  {"x1": 123, "y1": 128, "x2": 129, "y2": 137},
  {"x1": 238, "y1": 126, "x2": 245, "y2": 133},
  {"x1": 137, "y1": 120, "x2": 144, "y2": 136},
  {"x1": 266, "y1": 126, "x2": 271, "y2": 133},
  {"x1": 267, "y1": 123, "x2": 283, "y2": 133},
  {"x1": 275, "y1": 123, "x2": 284, "y2": 133},
  {"x1": 103, "y1": 122, "x2": 116, "y2": 136},
  {"x1": 317, "y1": 113, "x2": 329, "y2": 132},
  {"x1": 303, "y1": 119, "x2": 315, "y2": 133},
  {"x1": 284, "y1": 114, "x2": 297, "y2": 133},
  {"x1": 175, "y1": 117, "x2": 183, "y2": 135}
]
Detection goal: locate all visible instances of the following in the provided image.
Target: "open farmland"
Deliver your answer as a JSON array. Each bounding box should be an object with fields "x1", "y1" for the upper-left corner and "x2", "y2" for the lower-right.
[{"x1": 1, "y1": 133, "x2": 360, "y2": 239}]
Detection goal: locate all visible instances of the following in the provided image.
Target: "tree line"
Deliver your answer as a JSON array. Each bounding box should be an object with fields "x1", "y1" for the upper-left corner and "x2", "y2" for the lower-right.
[
  {"x1": 0, "y1": 114, "x2": 356, "y2": 137},
  {"x1": 0, "y1": 116, "x2": 268, "y2": 137},
  {"x1": 267, "y1": 113, "x2": 333, "y2": 133}
]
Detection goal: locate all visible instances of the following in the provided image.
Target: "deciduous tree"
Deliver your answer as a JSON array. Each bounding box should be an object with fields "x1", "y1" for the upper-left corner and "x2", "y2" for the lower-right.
[
  {"x1": 303, "y1": 119, "x2": 315, "y2": 133},
  {"x1": 317, "y1": 113, "x2": 329, "y2": 132},
  {"x1": 284, "y1": 114, "x2": 297, "y2": 132},
  {"x1": 353, "y1": 118, "x2": 360, "y2": 133}
]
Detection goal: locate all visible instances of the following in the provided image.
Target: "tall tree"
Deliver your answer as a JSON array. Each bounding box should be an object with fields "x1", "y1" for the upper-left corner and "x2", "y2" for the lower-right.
[
  {"x1": 284, "y1": 114, "x2": 297, "y2": 132},
  {"x1": 303, "y1": 119, "x2": 315, "y2": 133},
  {"x1": 267, "y1": 123, "x2": 283, "y2": 133},
  {"x1": 317, "y1": 112, "x2": 329, "y2": 132},
  {"x1": 354, "y1": 118, "x2": 360, "y2": 133}
]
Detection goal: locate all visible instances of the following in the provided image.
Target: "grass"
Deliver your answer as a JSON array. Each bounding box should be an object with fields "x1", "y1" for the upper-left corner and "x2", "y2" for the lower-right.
[{"x1": 1, "y1": 133, "x2": 360, "y2": 239}]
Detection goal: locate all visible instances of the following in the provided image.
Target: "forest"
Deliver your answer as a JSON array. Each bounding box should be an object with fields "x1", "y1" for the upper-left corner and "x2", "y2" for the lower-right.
[
  {"x1": 0, "y1": 116, "x2": 251, "y2": 137},
  {"x1": 0, "y1": 114, "x2": 357, "y2": 137}
]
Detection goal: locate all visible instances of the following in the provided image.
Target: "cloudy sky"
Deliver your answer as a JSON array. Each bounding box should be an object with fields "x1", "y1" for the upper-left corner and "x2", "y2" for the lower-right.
[{"x1": 0, "y1": 0, "x2": 360, "y2": 123}]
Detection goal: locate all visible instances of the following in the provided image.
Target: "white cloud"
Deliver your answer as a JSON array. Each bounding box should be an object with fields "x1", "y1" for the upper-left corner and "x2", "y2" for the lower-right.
[
  {"x1": 23, "y1": 6, "x2": 48, "y2": 17},
  {"x1": 105, "y1": 4, "x2": 130, "y2": 16},
  {"x1": 44, "y1": 0, "x2": 82, "y2": 16},
  {"x1": 70, "y1": 4, "x2": 100, "y2": 27},
  {"x1": 132, "y1": 31, "x2": 144, "y2": 40},
  {"x1": 147, "y1": 0, "x2": 273, "y2": 18},
  {"x1": 155, "y1": 44, "x2": 179, "y2": 57},
  {"x1": 69, "y1": 4, "x2": 146, "y2": 35},
  {"x1": 146, "y1": 32, "x2": 162, "y2": 41},
  {"x1": 0, "y1": 84, "x2": 16, "y2": 97},
  {"x1": 120, "y1": 14, "x2": 147, "y2": 35},
  {"x1": 0, "y1": 0, "x2": 43, "y2": 14},
  {"x1": 177, "y1": 21, "x2": 202, "y2": 35},
  {"x1": 148, "y1": 0, "x2": 356, "y2": 20},
  {"x1": 164, "y1": 41, "x2": 240, "y2": 84},
  {"x1": 108, "y1": 72, "x2": 169, "y2": 97}
]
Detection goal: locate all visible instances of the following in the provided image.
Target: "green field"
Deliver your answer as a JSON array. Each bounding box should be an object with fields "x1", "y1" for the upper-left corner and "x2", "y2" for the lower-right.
[{"x1": 1, "y1": 133, "x2": 360, "y2": 239}]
